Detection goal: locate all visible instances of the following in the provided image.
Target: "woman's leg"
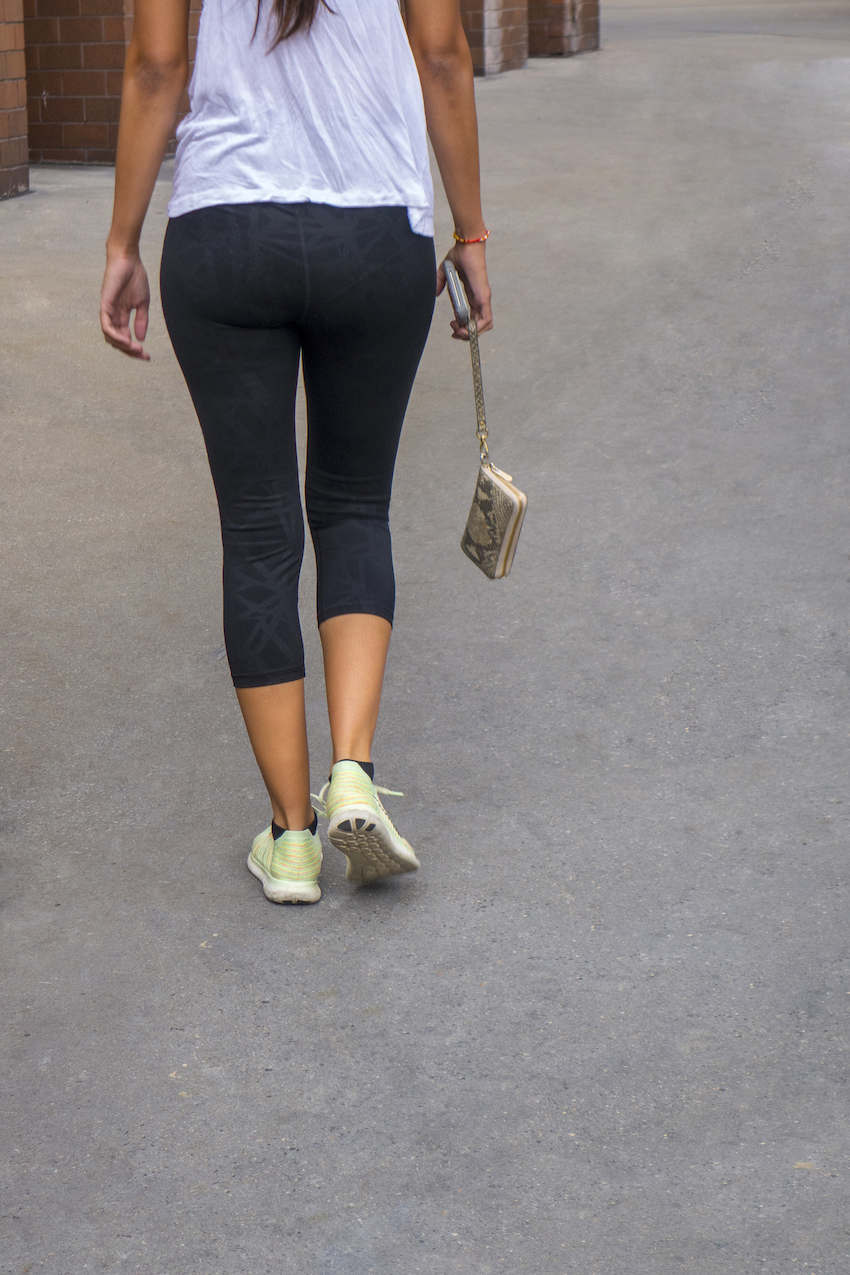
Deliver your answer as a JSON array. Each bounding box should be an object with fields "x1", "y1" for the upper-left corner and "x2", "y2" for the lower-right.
[
  {"x1": 300, "y1": 205, "x2": 436, "y2": 769},
  {"x1": 160, "y1": 205, "x2": 314, "y2": 829},
  {"x1": 235, "y1": 683, "x2": 313, "y2": 830},
  {"x1": 319, "y1": 614, "x2": 392, "y2": 764}
]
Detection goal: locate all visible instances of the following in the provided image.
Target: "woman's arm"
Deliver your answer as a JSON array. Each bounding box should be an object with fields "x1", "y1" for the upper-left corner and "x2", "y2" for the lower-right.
[
  {"x1": 404, "y1": 0, "x2": 493, "y2": 338},
  {"x1": 100, "y1": 0, "x2": 190, "y2": 359}
]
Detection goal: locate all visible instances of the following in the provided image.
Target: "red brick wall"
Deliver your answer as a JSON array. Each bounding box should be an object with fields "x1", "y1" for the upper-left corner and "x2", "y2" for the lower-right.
[
  {"x1": 24, "y1": 0, "x2": 199, "y2": 164},
  {"x1": 528, "y1": 0, "x2": 599, "y2": 57},
  {"x1": 24, "y1": 0, "x2": 127, "y2": 162},
  {"x1": 461, "y1": 0, "x2": 528, "y2": 76},
  {"x1": 1, "y1": 0, "x2": 29, "y2": 196}
]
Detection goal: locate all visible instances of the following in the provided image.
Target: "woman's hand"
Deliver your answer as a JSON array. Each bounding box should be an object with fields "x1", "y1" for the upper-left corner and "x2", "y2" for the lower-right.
[
  {"x1": 437, "y1": 240, "x2": 493, "y2": 341},
  {"x1": 100, "y1": 250, "x2": 151, "y2": 360}
]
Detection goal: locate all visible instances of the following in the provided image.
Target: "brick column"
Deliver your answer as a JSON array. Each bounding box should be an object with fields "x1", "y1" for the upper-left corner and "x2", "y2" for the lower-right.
[
  {"x1": 1, "y1": 0, "x2": 28, "y2": 197},
  {"x1": 528, "y1": 0, "x2": 600, "y2": 57},
  {"x1": 461, "y1": 0, "x2": 528, "y2": 76},
  {"x1": 24, "y1": 0, "x2": 199, "y2": 164}
]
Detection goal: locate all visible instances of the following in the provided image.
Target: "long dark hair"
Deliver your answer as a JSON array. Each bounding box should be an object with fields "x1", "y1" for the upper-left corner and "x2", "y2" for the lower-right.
[{"x1": 260, "y1": 0, "x2": 328, "y2": 46}]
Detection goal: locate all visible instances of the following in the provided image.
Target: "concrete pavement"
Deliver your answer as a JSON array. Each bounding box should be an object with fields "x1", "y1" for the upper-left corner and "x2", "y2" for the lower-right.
[{"x1": 2, "y1": 2, "x2": 849, "y2": 1271}]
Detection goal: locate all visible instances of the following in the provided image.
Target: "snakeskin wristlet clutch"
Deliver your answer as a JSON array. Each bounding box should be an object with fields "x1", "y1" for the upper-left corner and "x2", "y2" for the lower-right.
[
  {"x1": 445, "y1": 262, "x2": 527, "y2": 579},
  {"x1": 462, "y1": 455, "x2": 527, "y2": 580}
]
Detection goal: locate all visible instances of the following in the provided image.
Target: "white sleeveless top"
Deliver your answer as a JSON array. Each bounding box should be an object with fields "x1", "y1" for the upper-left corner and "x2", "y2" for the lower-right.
[{"x1": 168, "y1": 0, "x2": 434, "y2": 236}]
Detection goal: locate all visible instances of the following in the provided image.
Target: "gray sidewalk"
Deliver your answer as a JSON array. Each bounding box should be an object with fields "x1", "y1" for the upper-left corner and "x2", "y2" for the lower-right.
[{"x1": 2, "y1": 3, "x2": 849, "y2": 1272}]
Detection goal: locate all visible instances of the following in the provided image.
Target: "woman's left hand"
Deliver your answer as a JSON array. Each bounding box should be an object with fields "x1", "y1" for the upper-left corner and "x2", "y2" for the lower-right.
[
  {"x1": 437, "y1": 240, "x2": 493, "y2": 341},
  {"x1": 100, "y1": 250, "x2": 152, "y2": 361}
]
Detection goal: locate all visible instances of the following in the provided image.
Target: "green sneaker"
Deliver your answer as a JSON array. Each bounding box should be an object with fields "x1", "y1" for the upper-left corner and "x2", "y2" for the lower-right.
[
  {"x1": 314, "y1": 761, "x2": 420, "y2": 883},
  {"x1": 247, "y1": 824, "x2": 322, "y2": 903}
]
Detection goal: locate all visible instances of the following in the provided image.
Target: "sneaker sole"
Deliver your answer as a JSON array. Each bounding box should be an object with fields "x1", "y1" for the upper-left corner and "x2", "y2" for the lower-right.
[
  {"x1": 247, "y1": 853, "x2": 321, "y2": 904},
  {"x1": 328, "y1": 805, "x2": 420, "y2": 882}
]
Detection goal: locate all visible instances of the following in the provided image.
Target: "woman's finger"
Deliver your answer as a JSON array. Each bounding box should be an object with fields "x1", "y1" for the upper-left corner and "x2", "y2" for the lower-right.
[
  {"x1": 100, "y1": 306, "x2": 150, "y2": 359},
  {"x1": 133, "y1": 299, "x2": 150, "y2": 343},
  {"x1": 472, "y1": 299, "x2": 493, "y2": 334}
]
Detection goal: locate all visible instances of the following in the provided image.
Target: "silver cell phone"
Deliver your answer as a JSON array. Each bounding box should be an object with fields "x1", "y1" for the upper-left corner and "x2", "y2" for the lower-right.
[{"x1": 443, "y1": 260, "x2": 470, "y2": 328}]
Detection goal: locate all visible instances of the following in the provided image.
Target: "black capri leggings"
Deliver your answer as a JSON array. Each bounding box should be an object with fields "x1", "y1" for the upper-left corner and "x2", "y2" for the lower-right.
[{"x1": 160, "y1": 202, "x2": 436, "y2": 687}]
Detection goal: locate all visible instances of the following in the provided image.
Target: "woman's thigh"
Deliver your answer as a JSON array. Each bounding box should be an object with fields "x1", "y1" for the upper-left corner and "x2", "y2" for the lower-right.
[
  {"x1": 159, "y1": 204, "x2": 306, "y2": 493},
  {"x1": 300, "y1": 205, "x2": 436, "y2": 525}
]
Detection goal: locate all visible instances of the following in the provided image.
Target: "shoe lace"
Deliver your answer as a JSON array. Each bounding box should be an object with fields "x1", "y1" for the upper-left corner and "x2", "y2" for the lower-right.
[{"x1": 311, "y1": 778, "x2": 403, "y2": 820}]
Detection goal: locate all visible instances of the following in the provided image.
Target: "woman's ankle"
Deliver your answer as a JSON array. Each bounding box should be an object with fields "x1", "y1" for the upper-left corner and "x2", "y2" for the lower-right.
[
  {"x1": 271, "y1": 811, "x2": 318, "y2": 839},
  {"x1": 330, "y1": 759, "x2": 374, "y2": 780}
]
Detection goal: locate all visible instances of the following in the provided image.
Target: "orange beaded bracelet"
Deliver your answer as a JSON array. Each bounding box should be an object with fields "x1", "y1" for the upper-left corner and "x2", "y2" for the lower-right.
[{"x1": 452, "y1": 229, "x2": 490, "y2": 244}]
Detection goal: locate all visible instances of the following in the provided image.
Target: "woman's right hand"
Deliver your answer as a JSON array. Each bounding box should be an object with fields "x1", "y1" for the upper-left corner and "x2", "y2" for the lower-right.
[
  {"x1": 100, "y1": 249, "x2": 152, "y2": 361},
  {"x1": 437, "y1": 240, "x2": 493, "y2": 341}
]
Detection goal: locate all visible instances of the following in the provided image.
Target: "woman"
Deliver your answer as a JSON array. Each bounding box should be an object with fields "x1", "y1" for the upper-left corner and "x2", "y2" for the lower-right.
[{"x1": 100, "y1": 0, "x2": 492, "y2": 903}]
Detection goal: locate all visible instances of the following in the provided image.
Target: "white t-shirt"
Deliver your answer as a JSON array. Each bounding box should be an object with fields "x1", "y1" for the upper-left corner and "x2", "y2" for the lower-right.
[{"x1": 168, "y1": 0, "x2": 434, "y2": 237}]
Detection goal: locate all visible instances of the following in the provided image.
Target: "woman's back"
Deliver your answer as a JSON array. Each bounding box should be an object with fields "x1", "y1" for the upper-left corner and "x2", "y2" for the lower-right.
[{"x1": 168, "y1": 0, "x2": 434, "y2": 234}]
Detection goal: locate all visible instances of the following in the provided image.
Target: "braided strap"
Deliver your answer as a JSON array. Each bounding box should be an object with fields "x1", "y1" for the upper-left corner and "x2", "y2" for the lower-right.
[{"x1": 468, "y1": 314, "x2": 489, "y2": 464}]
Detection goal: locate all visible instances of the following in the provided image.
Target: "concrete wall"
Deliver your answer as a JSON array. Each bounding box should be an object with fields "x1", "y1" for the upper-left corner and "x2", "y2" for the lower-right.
[{"x1": 0, "y1": 0, "x2": 28, "y2": 197}]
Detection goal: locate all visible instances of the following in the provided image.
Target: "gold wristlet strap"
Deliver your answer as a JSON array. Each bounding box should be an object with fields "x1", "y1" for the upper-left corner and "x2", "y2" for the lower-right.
[{"x1": 468, "y1": 314, "x2": 490, "y2": 465}]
